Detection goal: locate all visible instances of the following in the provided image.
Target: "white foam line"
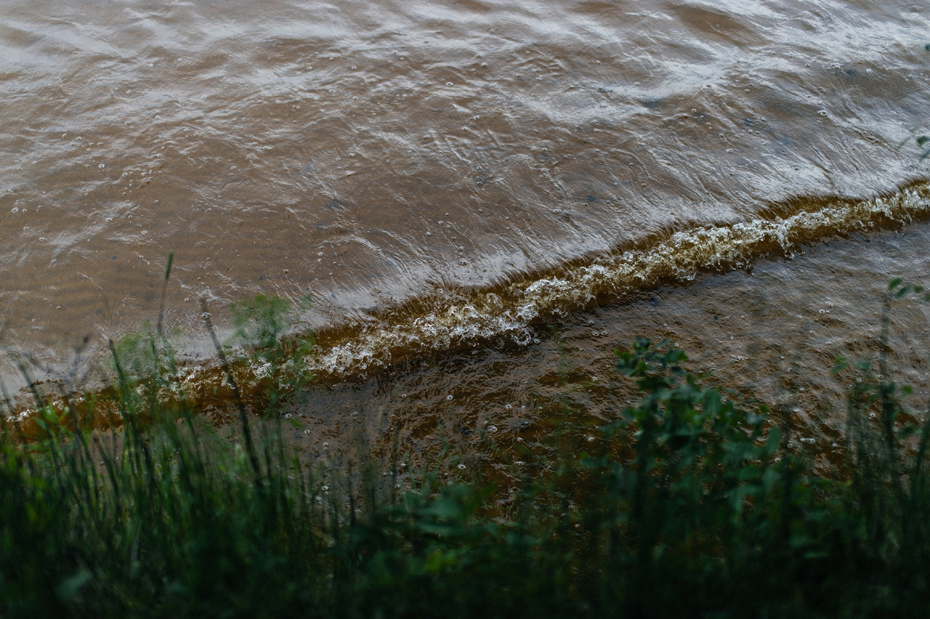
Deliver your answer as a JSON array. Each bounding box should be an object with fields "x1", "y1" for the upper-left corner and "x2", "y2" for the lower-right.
[{"x1": 307, "y1": 183, "x2": 930, "y2": 377}]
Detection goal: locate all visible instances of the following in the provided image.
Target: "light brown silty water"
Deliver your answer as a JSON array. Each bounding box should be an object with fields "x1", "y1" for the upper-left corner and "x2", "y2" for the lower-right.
[{"x1": 2, "y1": 0, "x2": 930, "y2": 457}]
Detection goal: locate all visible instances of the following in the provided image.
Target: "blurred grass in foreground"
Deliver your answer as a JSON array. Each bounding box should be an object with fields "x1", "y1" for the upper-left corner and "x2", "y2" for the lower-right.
[{"x1": 3, "y1": 281, "x2": 930, "y2": 618}]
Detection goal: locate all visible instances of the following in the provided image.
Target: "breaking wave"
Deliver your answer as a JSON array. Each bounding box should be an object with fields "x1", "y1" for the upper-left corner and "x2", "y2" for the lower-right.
[{"x1": 307, "y1": 181, "x2": 930, "y2": 377}]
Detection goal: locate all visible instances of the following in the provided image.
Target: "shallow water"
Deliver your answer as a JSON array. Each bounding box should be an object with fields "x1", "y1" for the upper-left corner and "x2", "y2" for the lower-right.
[
  {"x1": 285, "y1": 226, "x2": 930, "y2": 478},
  {"x1": 1, "y1": 0, "x2": 929, "y2": 398}
]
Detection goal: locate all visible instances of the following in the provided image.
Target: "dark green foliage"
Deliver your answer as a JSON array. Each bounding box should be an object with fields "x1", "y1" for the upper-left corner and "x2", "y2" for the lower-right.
[{"x1": 6, "y1": 331, "x2": 930, "y2": 617}]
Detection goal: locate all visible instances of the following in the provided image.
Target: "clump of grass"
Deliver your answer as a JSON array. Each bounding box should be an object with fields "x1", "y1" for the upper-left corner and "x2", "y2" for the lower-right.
[
  {"x1": 4, "y1": 280, "x2": 930, "y2": 618},
  {"x1": 229, "y1": 293, "x2": 315, "y2": 392}
]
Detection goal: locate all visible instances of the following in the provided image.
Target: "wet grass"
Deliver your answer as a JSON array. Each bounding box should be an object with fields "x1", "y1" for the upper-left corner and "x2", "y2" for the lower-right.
[{"x1": 4, "y1": 282, "x2": 930, "y2": 617}]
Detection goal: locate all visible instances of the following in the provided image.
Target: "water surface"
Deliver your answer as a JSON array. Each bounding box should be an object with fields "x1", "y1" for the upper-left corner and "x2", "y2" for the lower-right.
[{"x1": 1, "y1": 0, "x2": 929, "y2": 391}]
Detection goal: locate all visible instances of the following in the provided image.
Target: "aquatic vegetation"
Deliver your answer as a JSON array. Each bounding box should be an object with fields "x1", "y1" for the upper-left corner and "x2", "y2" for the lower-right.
[{"x1": 4, "y1": 283, "x2": 930, "y2": 617}]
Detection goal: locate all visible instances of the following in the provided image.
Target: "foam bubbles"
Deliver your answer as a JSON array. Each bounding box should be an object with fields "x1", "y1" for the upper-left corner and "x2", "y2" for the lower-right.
[{"x1": 290, "y1": 184, "x2": 930, "y2": 379}]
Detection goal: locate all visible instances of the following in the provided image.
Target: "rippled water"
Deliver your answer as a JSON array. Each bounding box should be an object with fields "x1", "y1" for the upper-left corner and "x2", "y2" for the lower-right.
[
  {"x1": 283, "y1": 225, "x2": 930, "y2": 478},
  {"x1": 1, "y1": 0, "x2": 929, "y2": 398}
]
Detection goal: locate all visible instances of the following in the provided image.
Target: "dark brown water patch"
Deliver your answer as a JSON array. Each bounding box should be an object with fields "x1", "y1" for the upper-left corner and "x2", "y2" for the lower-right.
[{"x1": 282, "y1": 223, "x2": 930, "y2": 479}]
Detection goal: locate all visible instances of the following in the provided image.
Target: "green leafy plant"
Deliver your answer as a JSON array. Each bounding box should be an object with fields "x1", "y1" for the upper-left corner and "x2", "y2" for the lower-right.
[{"x1": 6, "y1": 281, "x2": 930, "y2": 617}]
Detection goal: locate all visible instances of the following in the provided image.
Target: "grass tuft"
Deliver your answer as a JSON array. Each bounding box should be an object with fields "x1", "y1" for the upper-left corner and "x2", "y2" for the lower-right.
[{"x1": 4, "y1": 286, "x2": 930, "y2": 617}]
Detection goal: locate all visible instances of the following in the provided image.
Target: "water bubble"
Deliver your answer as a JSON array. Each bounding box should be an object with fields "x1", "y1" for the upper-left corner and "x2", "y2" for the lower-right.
[
  {"x1": 105, "y1": 217, "x2": 113, "y2": 222},
  {"x1": 514, "y1": 460, "x2": 525, "y2": 466},
  {"x1": 457, "y1": 463, "x2": 466, "y2": 470},
  {"x1": 322, "y1": 485, "x2": 329, "y2": 492},
  {"x1": 141, "y1": 230, "x2": 147, "y2": 235},
  {"x1": 817, "y1": 110, "x2": 828, "y2": 116},
  {"x1": 446, "y1": 82, "x2": 453, "y2": 86},
  {"x1": 323, "y1": 442, "x2": 329, "y2": 447},
  {"x1": 446, "y1": 394, "x2": 453, "y2": 400},
  {"x1": 285, "y1": 413, "x2": 292, "y2": 419},
  {"x1": 11, "y1": 208, "x2": 17, "y2": 213},
  {"x1": 487, "y1": 425, "x2": 498, "y2": 433},
  {"x1": 99, "y1": 164, "x2": 105, "y2": 168},
  {"x1": 505, "y1": 404, "x2": 512, "y2": 410},
  {"x1": 516, "y1": 437, "x2": 524, "y2": 443}
]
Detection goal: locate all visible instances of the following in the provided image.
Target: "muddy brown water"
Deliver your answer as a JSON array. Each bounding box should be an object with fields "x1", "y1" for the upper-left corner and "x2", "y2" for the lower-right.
[
  {"x1": 2, "y1": 0, "x2": 930, "y2": 459},
  {"x1": 282, "y1": 225, "x2": 930, "y2": 480}
]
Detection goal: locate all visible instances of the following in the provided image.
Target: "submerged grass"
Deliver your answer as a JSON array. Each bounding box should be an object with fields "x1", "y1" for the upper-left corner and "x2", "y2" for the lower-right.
[{"x1": 5, "y1": 280, "x2": 930, "y2": 617}]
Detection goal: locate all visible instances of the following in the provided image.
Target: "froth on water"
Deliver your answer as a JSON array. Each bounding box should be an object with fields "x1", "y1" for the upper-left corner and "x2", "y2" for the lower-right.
[{"x1": 0, "y1": 0, "x2": 929, "y2": 386}]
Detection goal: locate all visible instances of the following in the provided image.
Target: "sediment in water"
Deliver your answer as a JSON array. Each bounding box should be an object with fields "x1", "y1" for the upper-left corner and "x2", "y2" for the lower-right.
[{"x1": 308, "y1": 180, "x2": 930, "y2": 377}]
